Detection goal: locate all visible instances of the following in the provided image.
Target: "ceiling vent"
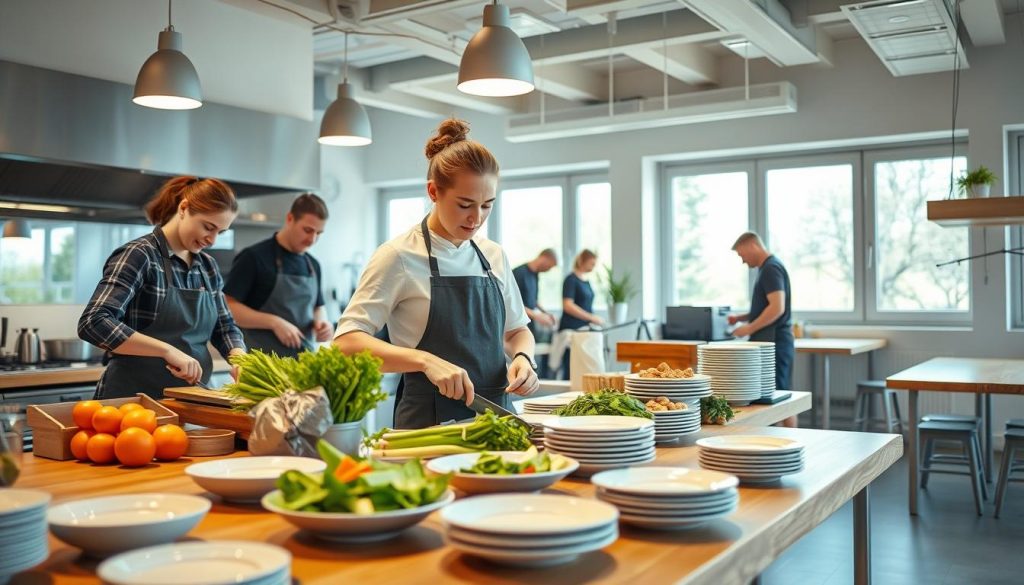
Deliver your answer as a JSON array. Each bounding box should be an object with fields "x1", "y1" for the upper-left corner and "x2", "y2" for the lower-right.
[
  {"x1": 841, "y1": 0, "x2": 968, "y2": 76},
  {"x1": 506, "y1": 82, "x2": 796, "y2": 143}
]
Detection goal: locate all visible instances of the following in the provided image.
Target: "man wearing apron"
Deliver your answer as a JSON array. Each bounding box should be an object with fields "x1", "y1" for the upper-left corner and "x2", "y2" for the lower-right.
[{"x1": 225, "y1": 194, "x2": 333, "y2": 357}]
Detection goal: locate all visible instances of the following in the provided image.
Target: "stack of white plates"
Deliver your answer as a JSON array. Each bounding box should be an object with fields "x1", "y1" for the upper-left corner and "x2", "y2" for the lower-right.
[
  {"x1": 520, "y1": 392, "x2": 582, "y2": 414},
  {"x1": 0, "y1": 489, "x2": 50, "y2": 582},
  {"x1": 543, "y1": 416, "x2": 656, "y2": 475},
  {"x1": 592, "y1": 467, "x2": 739, "y2": 530},
  {"x1": 98, "y1": 541, "x2": 292, "y2": 585},
  {"x1": 519, "y1": 413, "x2": 557, "y2": 446},
  {"x1": 624, "y1": 373, "x2": 713, "y2": 401},
  {"x1": 697, "y1": 345, "x2": 762, "y2": 405},
  {"x1": 441, "y1": 494, "x2": 618, "y2": 567},
  {"x1": 650, "y1": 405, "x2": 702, "y2": 442},
  {"x1": 710, "y1": 341, "x2": 775, "y2": 398},
  {"x1": 697, "y1": 435, "x2": 806, "y2": 483}
]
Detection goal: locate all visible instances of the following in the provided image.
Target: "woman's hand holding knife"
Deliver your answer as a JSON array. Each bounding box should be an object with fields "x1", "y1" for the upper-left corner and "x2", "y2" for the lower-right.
[{"x1": 422, "y1": 353, "x2": 476, "y2": 405}]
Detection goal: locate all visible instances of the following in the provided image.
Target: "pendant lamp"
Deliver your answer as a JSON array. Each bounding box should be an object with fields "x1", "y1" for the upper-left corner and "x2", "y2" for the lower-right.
[
  {"x1": 319, "y1": 32, "x2": 372, "y2": 146},
  {"x1": 458, "y1": 2, "x2": 535, "y2": 97},
  {"x1": 2, "y1": 219, "x2": 31, "y2": 239},
  {"x1": 133, "y1": 0, "x2": 203, "y2": 110}
]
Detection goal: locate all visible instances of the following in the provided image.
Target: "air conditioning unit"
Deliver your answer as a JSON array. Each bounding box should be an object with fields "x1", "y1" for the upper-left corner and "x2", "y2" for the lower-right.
[{"x1": 841, "y1": 0, "x2": 968, "y2": 76}]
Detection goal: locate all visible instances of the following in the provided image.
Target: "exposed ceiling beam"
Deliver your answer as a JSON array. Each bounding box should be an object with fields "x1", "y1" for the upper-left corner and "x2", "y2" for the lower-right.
[
  {"x1": 683, "y1": 0, "x2": 821, "y2": 66},
  {"x1": 960, "y1": 0, "x2": 1006, "y2": 46},
  {"x1": 338, "y1": 0, "x2": 481, "y2": 25},
  {"x1": 624, "y1": 44, "x2": 718, "y2": 85},
  {"x1": 324, "y1": 69, "x2": 451, "y2": 118},
  {"x1": 392, "y1": 81, "x2": 523, "y2": 115},
  {"x1": 546, "y1": 0, "x2": 669, "y2": 17}
]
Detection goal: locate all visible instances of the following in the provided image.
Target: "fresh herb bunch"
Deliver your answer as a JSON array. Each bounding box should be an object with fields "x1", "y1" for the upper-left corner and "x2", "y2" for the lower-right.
[
  {"x1": 223, "y1": 350, "x2": 295, "y2": 404},
  {"x1": 701, "y1": 396, "x2": 736, "y2": 425},
  {"x1": 368, "y1": 410, "x2": 531, "y2": 459},
  {"x1": 552, "y1": 389, "x2": 653, "y2": 419}
]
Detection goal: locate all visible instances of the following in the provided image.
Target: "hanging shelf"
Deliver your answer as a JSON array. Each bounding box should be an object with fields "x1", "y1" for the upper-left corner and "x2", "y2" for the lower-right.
[{"x1": 927, "y1": 197, "x2": 1024, "y2": 227}]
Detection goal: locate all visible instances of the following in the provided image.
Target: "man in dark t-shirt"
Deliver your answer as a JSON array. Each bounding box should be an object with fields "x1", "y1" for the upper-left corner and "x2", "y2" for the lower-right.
[
  {"x1": 511, "y1": 249, "x2": 559, "y2": 334},
  {"x1": 728, "y1": 232, "x2": 795, "y2": 401},
  {"x1": 224, "y1": 194, "x2": 333, "y2": 357}
]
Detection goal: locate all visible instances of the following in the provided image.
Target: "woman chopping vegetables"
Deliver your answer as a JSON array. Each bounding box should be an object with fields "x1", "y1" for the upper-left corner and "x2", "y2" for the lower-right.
[{"x1": 334, "y1": 118, "x2": 539, "y2": 429}]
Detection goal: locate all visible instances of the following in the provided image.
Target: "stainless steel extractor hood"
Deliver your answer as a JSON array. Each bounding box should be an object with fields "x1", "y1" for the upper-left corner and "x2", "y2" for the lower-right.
[{"x1": 0, "y1": 60, "x2": 319, "y2": 213}]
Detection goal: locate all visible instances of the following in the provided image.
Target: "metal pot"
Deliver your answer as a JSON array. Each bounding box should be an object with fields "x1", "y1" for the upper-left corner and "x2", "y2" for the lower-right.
[
  {"x1": 42, "y1": 338, "x2": 104, "y2": 362},
  {"x1": 15, "y1": 329, "x2": 43, "y2": 364}
]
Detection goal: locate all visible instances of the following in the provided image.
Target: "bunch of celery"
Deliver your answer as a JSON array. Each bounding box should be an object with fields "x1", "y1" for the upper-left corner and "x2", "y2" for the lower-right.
[{"x1": 368, "y1": 411, "x2": 531, "y2": 459}]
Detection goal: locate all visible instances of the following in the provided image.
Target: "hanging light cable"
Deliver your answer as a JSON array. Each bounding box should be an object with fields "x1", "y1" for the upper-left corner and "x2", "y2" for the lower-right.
[
  {"x1": 319, "y1": 32, "x2": 372, "y2": 146},
  {"x1": 458, "y1": 1, "x2": 534, "y2": 97},
  {"x1": 133, "y1": 0, "x2": 203, "y2": 110}
]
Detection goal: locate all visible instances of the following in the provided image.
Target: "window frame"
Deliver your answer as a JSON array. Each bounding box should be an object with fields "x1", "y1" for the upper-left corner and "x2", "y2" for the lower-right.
[
  {"x1": 0, "y1": 219, "x2": 77, "y2": 304},
  {"x1": 1007, "y1": 131, "x2": 1024, "y2": 330},
  {"x1": 378, "y1": 185, "x2": 429, "y2": 244}
]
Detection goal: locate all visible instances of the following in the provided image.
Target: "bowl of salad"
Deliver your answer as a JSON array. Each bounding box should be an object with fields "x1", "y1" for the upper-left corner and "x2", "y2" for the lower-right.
[
  {"x1": 261, "y1": 440, "x2": 454, "y2": 543},
  {"x1": 426, "y1": 447, "x2": 578, "y2": 494}
]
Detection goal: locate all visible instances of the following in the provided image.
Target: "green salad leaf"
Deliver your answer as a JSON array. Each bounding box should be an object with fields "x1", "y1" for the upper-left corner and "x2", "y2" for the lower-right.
[
  {"x1": 552, "y1": 390, "x2": 653, "y2": 419},
  {"x1": 461, "y1": 446, "x2": 571, "y2": 475}
]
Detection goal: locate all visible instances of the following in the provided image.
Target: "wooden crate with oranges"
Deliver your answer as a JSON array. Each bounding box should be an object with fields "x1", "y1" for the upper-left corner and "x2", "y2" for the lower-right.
[{"x1": 26, "y1": 394, "x2": 187, "y2": 464}]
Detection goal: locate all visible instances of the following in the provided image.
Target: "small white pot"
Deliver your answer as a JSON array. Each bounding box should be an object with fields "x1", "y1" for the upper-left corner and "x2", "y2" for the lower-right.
[
  {"x1": 611, "y1": 302, "x2": 629, "y2": 325},
  {"x1": 322, "y1": 420, "x2": 364, "y2": 456},
  {"x1": 969, "y1": 184, "x2": 991, "y2": 198}
]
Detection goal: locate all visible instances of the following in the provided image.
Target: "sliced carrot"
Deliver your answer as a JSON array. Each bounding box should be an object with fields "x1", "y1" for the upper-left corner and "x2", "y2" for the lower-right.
[
  {"x1": 333, "y1": 456, "x2": 358, "y2": 481},
  {"x1": 335, "y1": 461, "x2": 373, "y2": 484}
]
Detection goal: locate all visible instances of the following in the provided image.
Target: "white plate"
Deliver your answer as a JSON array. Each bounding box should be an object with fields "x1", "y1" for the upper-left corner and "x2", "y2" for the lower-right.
[
  {"x1": 48, "y1": 494, "x2": 210, "y2": 557},
  {"x1": 625, "y1": 373, "x2": 712, "y2": 382},
  {"x1": 591, "y1": 467, "x2": 738, "y2": 495},
  {"x1": 426, "y1": 452, "x2": 579, "y2": 494},
  {"x1": 446, "y1": 526, "x2": 617, "y2": 568},
  {"x1": 544, "y1": 436, "x2": 655, "y2": 451},
  {"x1": 697, "y1": 435, "x2": 805, "y2": 454},
  {"x1": 543, "y1": 416, "x2": 655, "y2": 433},
  {"x1": 186, "y1": 456, "x2": 327, "y2": 502},
  {"x1": 521, "y1": 393, "x2": 582, "y2": 408},
  {"x1": 698, "y1": 451, "x2": 804, "y2": 464},
  {"x1": 97, "y1": 540, "x2": 291, "y2": 585},
  {"x1": 262, "y1": 489, "x2": 454, "y2": 543},
  {"x1": 0, "y1": 545, "x2": 48, "y2": 575},
  {"x1": 0, "y1": 489, "x2": 51, "y2": 520},
  {"x1": 698, "y1": 460, "x2": 805, "y2": 473},
  {"x1": 603, "y1": 500, "x2": 737, "y2": 518},
  {"x1": 446, "y1": 523, "x2": 616, "y2": 549},
  {"x1": 617, "y1": 511, "x2": 730, "y2": 530},
  {"x1": 576, "y1": 455, "x2": 656, "y2": 476},
  {"x1": 546, "y1": 448, "x2": 656, "y2": 463},
  {"x1": 597, "y1": 488, "x2": 738, "y2": 509},
  {"x1": 441, "y1": 494, "x2": 618, "y2": 535}
]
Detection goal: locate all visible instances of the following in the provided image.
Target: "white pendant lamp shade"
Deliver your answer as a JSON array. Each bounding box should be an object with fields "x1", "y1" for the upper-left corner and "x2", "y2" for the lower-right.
[
  {"x1": 319, "y1": 82, "x2": 372, "y2": 146},
  {"x1": 133, "y1": 29, "x2": 203, "y2": 110},
  {"x1": 458, "y1": 3, "x2": 535, "y2": 97},
  {"x1": 2, "y1": 219, "x2": 32, "y2": 239}
]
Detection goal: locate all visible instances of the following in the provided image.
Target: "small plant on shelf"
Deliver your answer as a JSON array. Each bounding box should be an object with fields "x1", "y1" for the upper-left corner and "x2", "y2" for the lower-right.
[{"x1": 956, "y1": 166, "x2": 997, "y2": 198}]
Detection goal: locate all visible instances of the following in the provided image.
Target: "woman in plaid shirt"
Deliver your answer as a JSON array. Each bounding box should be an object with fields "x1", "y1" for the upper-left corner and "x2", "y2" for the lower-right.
[{"x1": 78, "y1": 177, "x2": 246, "y2": 399}]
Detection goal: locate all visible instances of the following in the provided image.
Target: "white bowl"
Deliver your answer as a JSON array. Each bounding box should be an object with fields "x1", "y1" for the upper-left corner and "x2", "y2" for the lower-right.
[
  {"x1": 261, "y1": 489, "x2": 455, "y2": 543},
  {"x1": 426, "y1": 452, "x2": 579, "y2": 494},
  {"x1": 185, "y1": 456, "x2": 326, "y2": 502},
  {"x1": 47, "y1": 494, "x2": 210, "y2": 557},
  {"x1": 98, "y1": 540, "x2": 291, "y2": 585}
]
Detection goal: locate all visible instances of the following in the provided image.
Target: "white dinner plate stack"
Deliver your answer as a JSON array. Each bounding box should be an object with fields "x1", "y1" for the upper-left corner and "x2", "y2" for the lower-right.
[
  {"x1": 697, "y1": 435, "x2": 806, "y2": 483},
  {"x1": 441, "y1": 494, "x2": 619, "y2": 567},
  {"x1": 624, "y1": 373, "x2": 713, "y2": 402},
  {"x1": 519, "y1": 413, "x2": 557, "y2": 447},
  {"x1": 520, "y1": 392, "x2": 582, "y2": 415},
  {"x1": 542, "y1": 416, "x2": 656, "y2": 476},
  {"x1": 697, "y1": 345, "x2": 762, "y2": 405},
  {"x1": 592, "y1": 467, "x2": 739, "y2": 530},
  {"x1": 98, "y1": 541, "x2": 292, "y2": 585},
  {"x1": 709, "y1": 341, "x2": 776, "y2": 399},
  {"x1": 650, "y1": 404, "x2": 702, "y2": 442},
  {"x1": 0, "y1": 489, "x2": 50, "y2": 582}
]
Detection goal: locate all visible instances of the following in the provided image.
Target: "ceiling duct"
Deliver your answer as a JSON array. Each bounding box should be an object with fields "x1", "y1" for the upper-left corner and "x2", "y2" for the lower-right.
[
  {"x1": 506, "y1": 82, "x2": 796, "y2": 143},
  {"x1": 683, "y1": 0, "x2": 819, "y2": 66},
  {"x1": 841, "y1": 0, "x2": 968, "y2": 76}
]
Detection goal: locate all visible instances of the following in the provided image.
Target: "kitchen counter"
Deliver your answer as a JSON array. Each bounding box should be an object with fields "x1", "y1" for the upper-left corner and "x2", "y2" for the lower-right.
[{"x1": 0, "y1": 358, "x2": 233, "y2": 391}]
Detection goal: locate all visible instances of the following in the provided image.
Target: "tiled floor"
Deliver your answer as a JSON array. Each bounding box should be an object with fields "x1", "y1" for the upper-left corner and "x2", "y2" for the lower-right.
[{"x1": 761, "y1": 450, "x2": 1024, "y2": 585}]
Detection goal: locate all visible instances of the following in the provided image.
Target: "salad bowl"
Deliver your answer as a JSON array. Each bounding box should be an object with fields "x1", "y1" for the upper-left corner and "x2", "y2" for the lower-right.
[{"x1": 426, "y1": 450, "x2": 578, "y2": 494}]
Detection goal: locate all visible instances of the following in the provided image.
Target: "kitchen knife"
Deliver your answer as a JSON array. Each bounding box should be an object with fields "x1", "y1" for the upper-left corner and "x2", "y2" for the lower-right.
[{"x1": 467, "y1": 394, "x2": 537, "y2": 432}]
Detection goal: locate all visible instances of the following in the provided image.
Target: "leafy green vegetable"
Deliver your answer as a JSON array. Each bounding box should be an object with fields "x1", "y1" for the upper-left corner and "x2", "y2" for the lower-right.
[
  {"x1": 274, "y1": 439, "x2": 450, "y2": 514},
  {"x1": 552, "y1": 390, "x2": 653, "y2": 419},
  {"x1": 369, "y1": 410, "x2": 531, "y2": 459},
  {"x1": 461, "y1": 446, "x2": 570, "y2": 475},
  {"x1": 701, "y1": 396, "x2": 736, "y2": 425},
  {"x1": 0, "y1": 451, "x2": 19, "y2": 487}
]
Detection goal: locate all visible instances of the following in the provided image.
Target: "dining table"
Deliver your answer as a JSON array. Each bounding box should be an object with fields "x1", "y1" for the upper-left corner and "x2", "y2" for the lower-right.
[
  {"x1": 795, "y1": 338, "x2": 888, "y2": 430},
  {"x1": 7, "y1": 392, "x2": 901, "y2": 585},
  {"x1": 886, "y1": 357, "x2": 1024, "y2": 515}
]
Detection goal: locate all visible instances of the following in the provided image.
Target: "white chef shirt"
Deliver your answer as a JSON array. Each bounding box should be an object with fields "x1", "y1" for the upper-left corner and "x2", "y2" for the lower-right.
[{"x1": 335, "y1": 223, "x2": 530, "y2": 350}]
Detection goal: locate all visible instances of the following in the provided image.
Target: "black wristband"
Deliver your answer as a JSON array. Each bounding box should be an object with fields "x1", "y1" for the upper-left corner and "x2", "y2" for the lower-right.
[{"x1": 513, "y1": 352, "x2": 537, "y2": 370}]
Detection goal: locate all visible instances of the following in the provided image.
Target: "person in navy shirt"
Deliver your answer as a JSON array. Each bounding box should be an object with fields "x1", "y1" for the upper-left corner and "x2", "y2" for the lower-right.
[
  {"x1": 512, "y1": 249, "x2": 559, "y2": 334},
  {"x1": 556, "y1": 249, "x2": 604, "y2": 378}
]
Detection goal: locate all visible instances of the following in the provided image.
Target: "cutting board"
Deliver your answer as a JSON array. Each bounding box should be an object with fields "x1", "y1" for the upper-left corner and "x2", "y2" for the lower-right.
[
  {"x1": 163, "y1": 386, "x2": 238, "y2": 408},
  {"x1": 158, "y1": 399, "x2": 253, "y2": 440}
]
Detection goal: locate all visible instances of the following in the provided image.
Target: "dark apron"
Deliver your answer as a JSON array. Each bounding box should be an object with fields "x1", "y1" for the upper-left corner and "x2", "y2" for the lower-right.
[
  {"x1": 240, "y1": 248, "x2": 317, "y2": 358},
  {"x1": 751, "y1": 326, "x2": 794, "y2": 391},
  {"x1": 96, "y1": 228, "x2": 217, "y2": 400},
  {"x1": 394, "y1": 218, "x2": 509, "y2": 429}
]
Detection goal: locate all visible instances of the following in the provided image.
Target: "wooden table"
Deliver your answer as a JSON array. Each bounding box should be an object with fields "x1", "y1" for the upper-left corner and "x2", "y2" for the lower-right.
[
  {"x1": 796, "y1": 338, "x2": 888, "y2": 430},
  {"x1": 0, "y1": 359, "x2": 233, "y2": 391},
  {"x1": 9, "y1": 421, "x2": 900, "y2": 585},
  {"x1": 887, "y1": 357, "x2": 1024, "y2": 515}
]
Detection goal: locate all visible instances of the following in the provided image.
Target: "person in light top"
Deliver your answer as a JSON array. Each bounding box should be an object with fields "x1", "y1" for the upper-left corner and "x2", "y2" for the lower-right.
[{"x1": 334, "y1": 118, "x2": 538, "y2": 429}]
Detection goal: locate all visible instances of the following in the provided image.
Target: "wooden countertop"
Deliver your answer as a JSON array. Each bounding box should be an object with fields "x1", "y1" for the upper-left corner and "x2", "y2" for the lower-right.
[
  {"x1": 9, "y1": 423, "x2": 901, "y2": 585},
  {"x1": 0, "y1": 359, "x2": 232, "y2": 392},
  {"x1": 886, "y1": 357, "x2": 1024, "y2": 395},
  {"x1": 794, "y1": 338, "x2": 887, "y2": 355}
]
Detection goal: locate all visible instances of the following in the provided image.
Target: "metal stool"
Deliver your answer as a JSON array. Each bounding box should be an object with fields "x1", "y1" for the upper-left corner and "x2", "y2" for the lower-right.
[
  {"x1": 919, "y1": 420, "x2": 987, "y2": 516},
  {"x1": 1007, "y1": 419, "x2": 1024, "y2": 430},
  {"x1": 995, "y1": 427, "x2": 1024, "y2": 518},
  {"x1": 852, "y1": 380, "x2": 903, "y2": 433}
]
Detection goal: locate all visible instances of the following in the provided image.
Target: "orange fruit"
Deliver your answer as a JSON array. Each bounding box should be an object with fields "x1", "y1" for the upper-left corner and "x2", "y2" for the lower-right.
[
  {"x1": 120, "y1": 409, "x2": 157, "y2": 434},
  {"x1": 153, "y1": 425, "x2": 189, "y2": 461},
  {"x1": 114, "y1": 428, "x2": 156, "y2": 467},
  {"x1": 91, "y1": 406, "x2": 123, "y2": 434},
  {"x1": 72, "y1": 400, "x2": 102, "y2": 430},
  {"x1": 70, "y1": 430, "x2": 95, "y2": 462},
  {"x1": 118, "y1": 402, "x2": 144, "y2": 414},
  {"x1": 86, "y1": 433, "x2": 117, "y2": 464}
]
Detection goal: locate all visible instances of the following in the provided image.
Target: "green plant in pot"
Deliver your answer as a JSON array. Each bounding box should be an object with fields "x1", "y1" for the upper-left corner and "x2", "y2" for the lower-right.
[
  {"x1": 957, "y1": 165, "x2": 997, "y2": 198},
  {"x1": 602, "y1": 265, "x2": 638, "y2": 325}
]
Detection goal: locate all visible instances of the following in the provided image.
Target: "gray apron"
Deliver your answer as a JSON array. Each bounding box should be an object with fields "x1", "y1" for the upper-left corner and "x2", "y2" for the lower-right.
[
  {"x1": 394, "y1": 218, "x2": 510, "y2": 429},
  {"x1": 96, "y1": 228, "x2": 217, "y2": 400},
  {"x1": 240, "y1": 247, "x2": 317, "y2": 358}
]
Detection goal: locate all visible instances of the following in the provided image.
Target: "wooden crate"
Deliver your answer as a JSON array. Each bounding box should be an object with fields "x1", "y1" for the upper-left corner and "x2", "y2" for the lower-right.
[
  {"x1": 26, "y1": 394, "x2": 179, "y2": 461},
  {"x1": 616, "y1": 340, "x2": 705, "y2": 373}
]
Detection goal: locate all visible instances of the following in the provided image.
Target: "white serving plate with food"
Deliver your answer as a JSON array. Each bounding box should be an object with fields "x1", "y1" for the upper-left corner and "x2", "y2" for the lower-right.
[
  {"x1": 185, "y1": 456, "x2": 326, "y2": 502},
  {"x1": 426, "y1": 452, "x2": 578, "y2": 494}
]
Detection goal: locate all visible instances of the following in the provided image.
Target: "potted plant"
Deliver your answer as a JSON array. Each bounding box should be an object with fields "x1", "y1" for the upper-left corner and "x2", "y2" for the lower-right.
[
  {"x1": 957, "y1": 165, "x2": 997, "y2": 198},
  {"x1": 602, "y1": 265, "x2": 638, "y2": 325}
]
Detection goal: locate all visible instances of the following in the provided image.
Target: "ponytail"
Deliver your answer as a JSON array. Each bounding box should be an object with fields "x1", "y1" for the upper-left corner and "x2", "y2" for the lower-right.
[{"x1": 145, "y1": 176, "x2": 238, "y2": 225}]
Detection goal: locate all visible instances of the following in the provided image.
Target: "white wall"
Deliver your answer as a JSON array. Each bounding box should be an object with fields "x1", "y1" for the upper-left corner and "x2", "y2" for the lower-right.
[{"x1": 0, "y1": 0, "x2": 313, "y2": 119}]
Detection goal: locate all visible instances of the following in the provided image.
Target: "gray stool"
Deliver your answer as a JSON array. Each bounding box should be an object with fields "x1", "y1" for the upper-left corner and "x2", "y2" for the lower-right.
[
  {"x1": 852, "y1": 380, "x2": 902, "y2": 433},
  {"x1": 919, "y1": 420, "x2": 987, "y2": 516},
  {"x1": 994, "y1": 427, "x2": 1024, "y2": 518},
  {"x1": 923, "y1": 413, "x2": 982, "y2": 427},
  {"x1": 1007, "y1": 419, "x2": 1024, "y2": 430}
]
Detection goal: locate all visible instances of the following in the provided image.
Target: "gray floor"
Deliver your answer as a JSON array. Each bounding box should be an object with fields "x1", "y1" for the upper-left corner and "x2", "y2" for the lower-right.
[{"x1": 762, "y1": 430, "x2": 1024, "y2": 585}]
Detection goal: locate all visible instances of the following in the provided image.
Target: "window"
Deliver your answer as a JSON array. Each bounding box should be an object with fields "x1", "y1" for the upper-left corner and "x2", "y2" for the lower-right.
[
  {"x1": 387, "y1": 196, "x2": 428, "y2": 241},
  {"x1": 499, "y1": 184, "x2": 564, "y2": 310},
  {"x1": 576, "y1": 181, "x2": 611, "y2": 310},
  {"x1": 663, "y1": 166, "x2": 750, "y2": 310},
  {"x1": 0, "y1": 221, "x2": 75, "y2": 303}
]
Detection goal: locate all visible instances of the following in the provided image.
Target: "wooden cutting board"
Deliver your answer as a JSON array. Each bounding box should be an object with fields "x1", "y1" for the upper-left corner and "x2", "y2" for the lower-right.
[
  {"x1": 159, "y1": 398, "x2": 253, "y2": 440},
  {"x1": 163, "y1": 386, "x2": 238, "y2": 408}
]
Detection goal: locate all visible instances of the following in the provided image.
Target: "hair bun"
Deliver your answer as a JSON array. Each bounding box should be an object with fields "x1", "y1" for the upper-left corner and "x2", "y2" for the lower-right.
[{"x1": 425, "y1": 118, "x2": 470, "y2": 160}]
